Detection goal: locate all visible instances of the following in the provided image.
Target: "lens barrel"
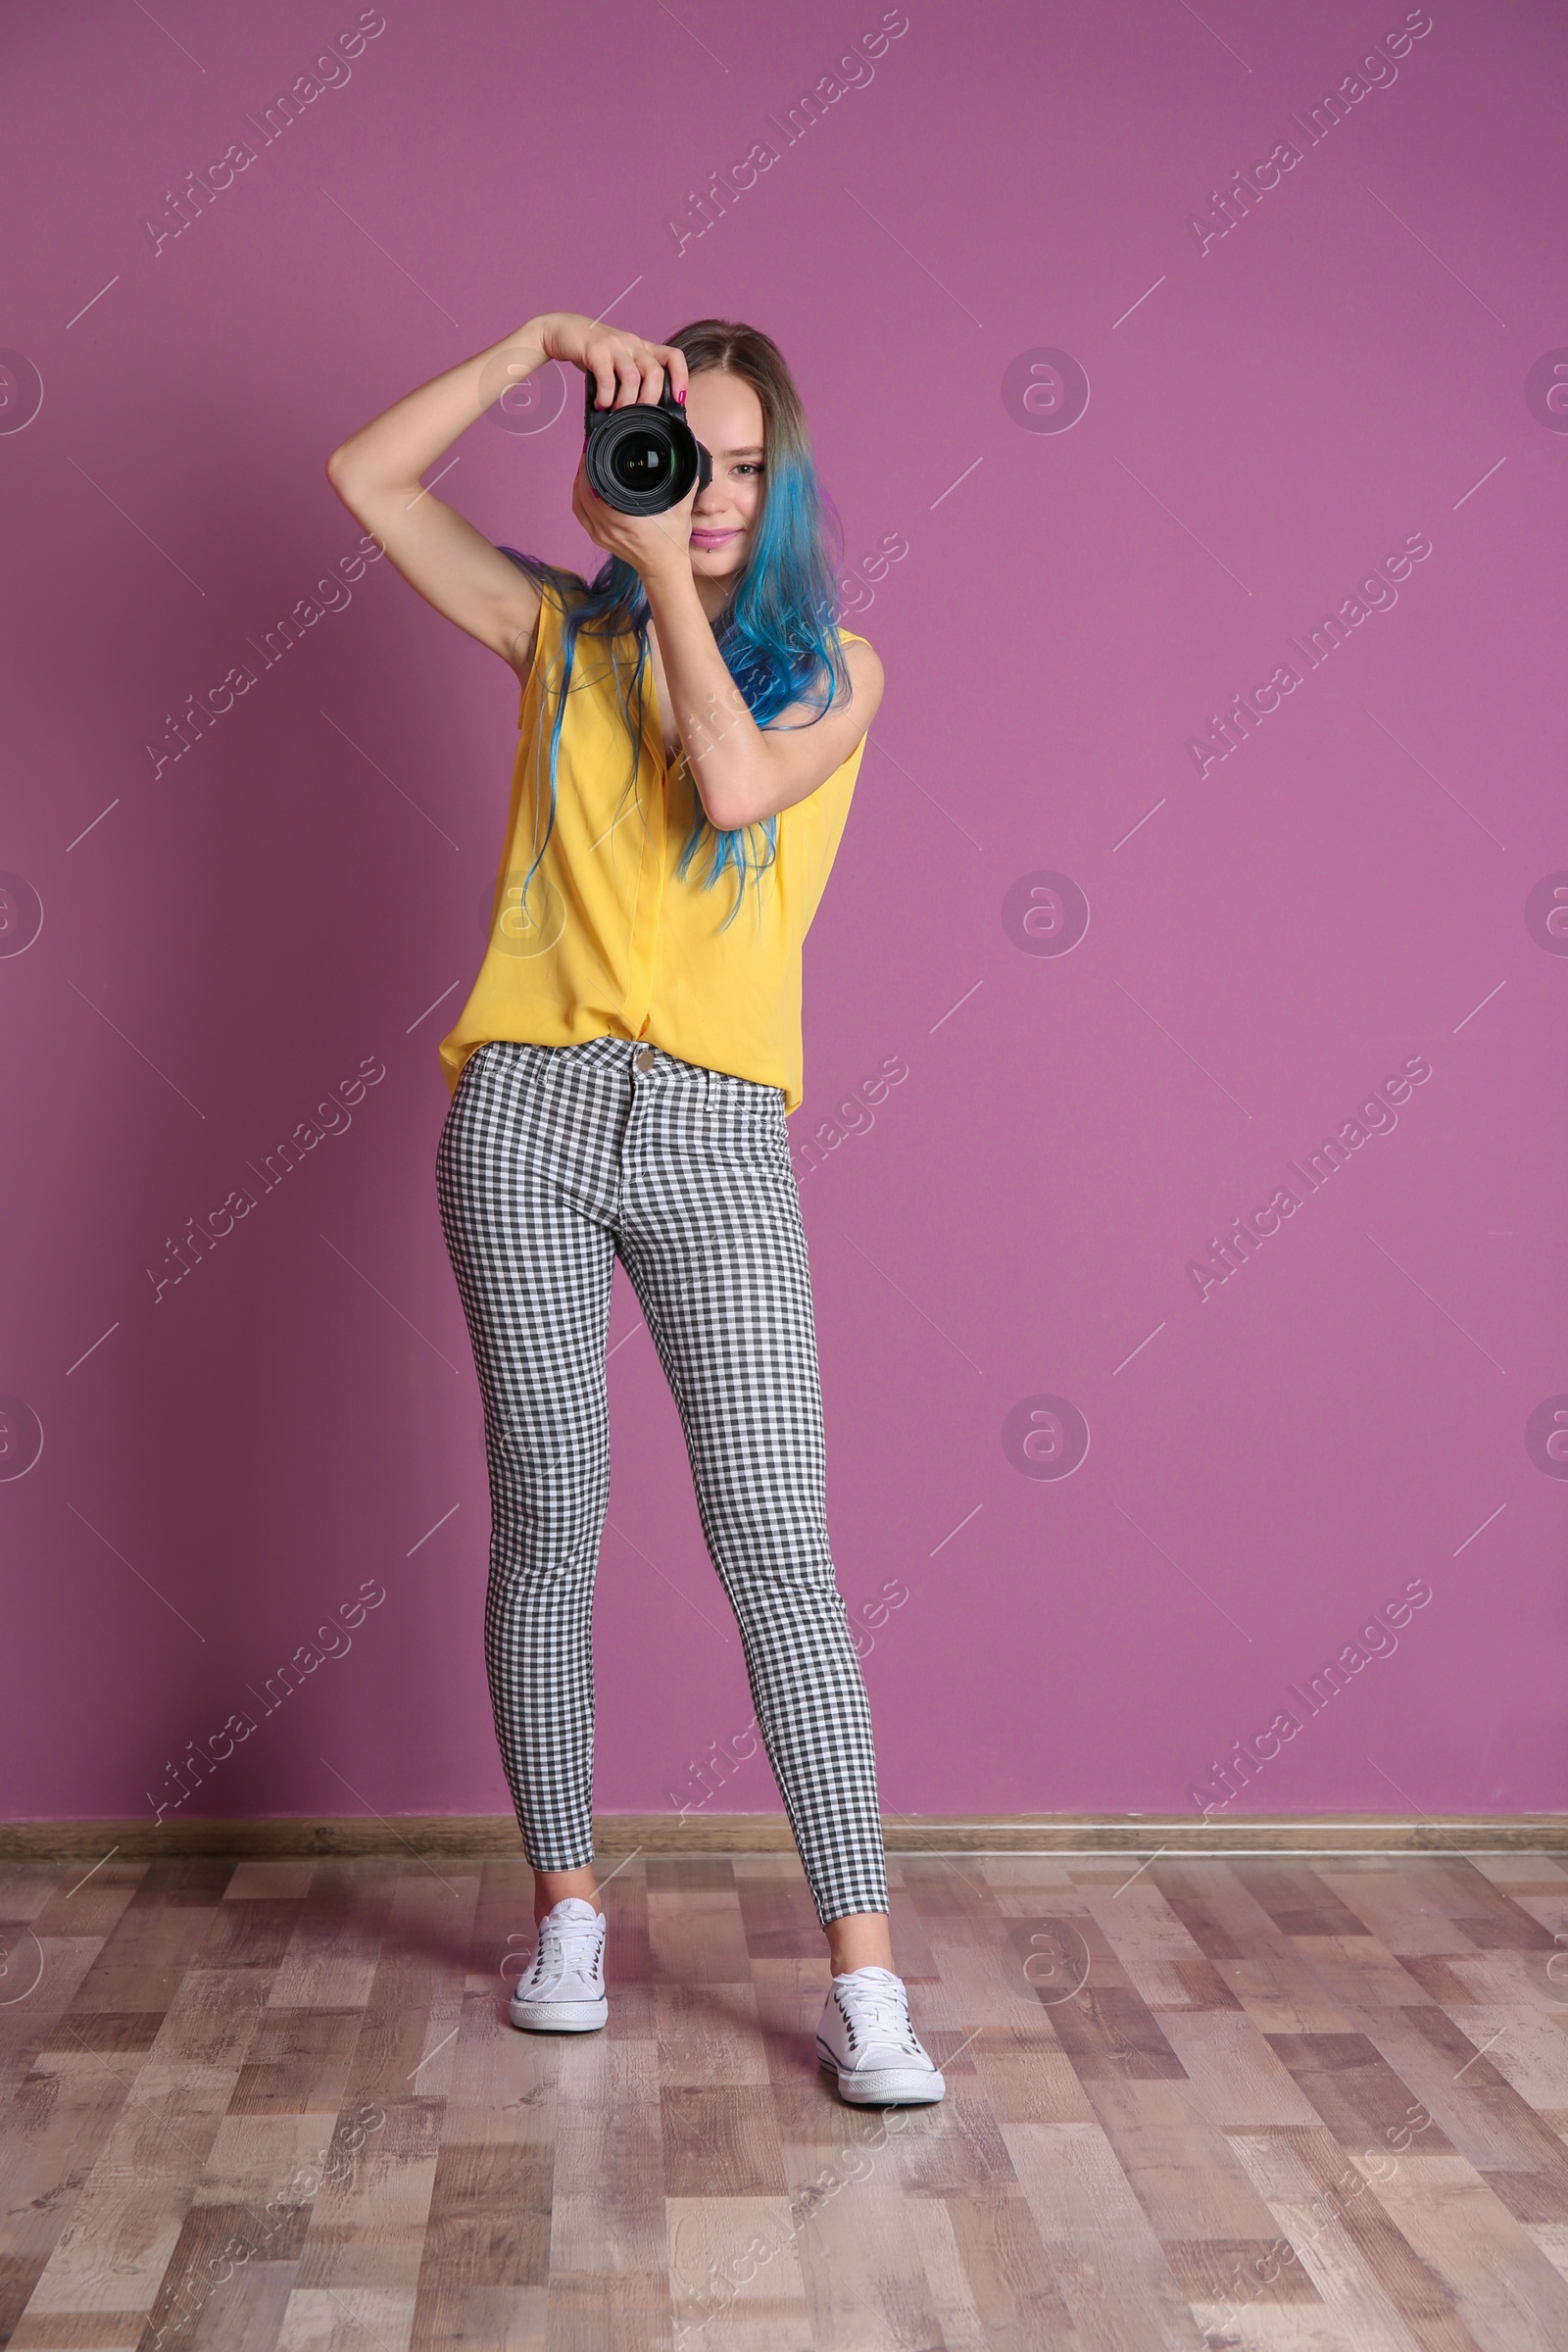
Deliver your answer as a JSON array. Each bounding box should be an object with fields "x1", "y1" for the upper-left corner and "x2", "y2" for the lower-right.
[{"x1": 583, "y1": 377, "x2": 713, "y2": 515}]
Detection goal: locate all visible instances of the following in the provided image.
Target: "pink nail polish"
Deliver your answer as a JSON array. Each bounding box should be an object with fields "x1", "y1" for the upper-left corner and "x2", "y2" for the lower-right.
[{"x1": 677, "y1": 387, "x2": 686, "y2": 405}]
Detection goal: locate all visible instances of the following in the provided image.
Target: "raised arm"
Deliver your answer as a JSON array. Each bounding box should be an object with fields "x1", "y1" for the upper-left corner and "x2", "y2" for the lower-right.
[{"x1": 324, "y1": 312, "x2": 690, "y2": 675}]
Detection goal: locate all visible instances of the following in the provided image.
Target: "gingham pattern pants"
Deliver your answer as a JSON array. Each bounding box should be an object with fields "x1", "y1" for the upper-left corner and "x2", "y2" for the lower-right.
[{"x1": 435, "y1": 1034, "x2": 890, "y2": 1928}]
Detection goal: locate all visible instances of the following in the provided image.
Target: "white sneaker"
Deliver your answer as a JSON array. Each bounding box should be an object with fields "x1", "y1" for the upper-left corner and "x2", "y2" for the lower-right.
[
  {"x1": 815, "y1": 1966, "x2": 946, "y2": 2104},
  {"x1": 508, "y1": 1896, "x2": 608, "y2": 2032}
]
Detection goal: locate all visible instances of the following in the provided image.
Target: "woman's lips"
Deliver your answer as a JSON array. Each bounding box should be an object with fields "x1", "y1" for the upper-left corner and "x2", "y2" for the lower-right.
[{"x1": 690, "y1": 527, "x2": 740, "y2": 549}]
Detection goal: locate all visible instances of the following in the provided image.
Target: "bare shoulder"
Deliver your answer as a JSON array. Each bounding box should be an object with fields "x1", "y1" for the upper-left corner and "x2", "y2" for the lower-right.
[{"x1": 839, "y1": 633, "x2": 885, "y2": 720}]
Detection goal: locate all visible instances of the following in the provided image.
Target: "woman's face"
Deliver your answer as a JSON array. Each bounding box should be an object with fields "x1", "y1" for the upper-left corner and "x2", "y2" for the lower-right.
[{"x1": 682, "y1": 368, "x2": 767, "y2": 586}]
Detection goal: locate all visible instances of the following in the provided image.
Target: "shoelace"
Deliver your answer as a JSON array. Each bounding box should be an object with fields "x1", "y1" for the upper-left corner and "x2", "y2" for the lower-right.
[
  {"x1": 528, "y1": 1914, "x2": 602, "y2": 1993},
  {"x1": 836, "y1": 1979, "x2": 924, "y2": 2059}
]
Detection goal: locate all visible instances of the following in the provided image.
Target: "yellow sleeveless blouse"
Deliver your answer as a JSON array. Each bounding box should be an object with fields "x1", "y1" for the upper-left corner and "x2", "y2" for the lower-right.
[{"x1": 439, "y1": 591, "x2": 871, "y2": 1116}]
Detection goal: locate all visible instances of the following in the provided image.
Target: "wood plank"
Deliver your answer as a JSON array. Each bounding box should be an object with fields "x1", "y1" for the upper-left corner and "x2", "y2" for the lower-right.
[
  {"x1": 1398, "y1": 1859, "x2": 1559, "y2": 1953},
  {"x1": 1314, "y1": 1865, "x2": 1490, "y2": 1959},
  {"x1": 797, "y1": 2173, "x2": 958, "y2": 2349},
  {"x1": 1229, "y1": 1863, "x2": 1382, "y2": 1941},
  {"x1": 1364, "y1": 2148, "x2": 1568, "y2": 2352},
  {"x1": 141, "y1": 2195, "x2": 310, "y2": 2350},
  {"x1": 1046, "y1": 1987, "x2": 1189, "y2": 2082},
  {"x1": 289, "y1": 2096, "x2": 441, "y2": 2299},
  {"x1": 283, "y1": 1865, "x2": 480, "y2": 2343},
  {"x1": 37, "y1": 2013, "x2": 166, "y2": 2057},
  {"x1": 1079, "y1": 2077, "x2": 1293, "y2": 2243},
  {"x1": 1157, "y1": 1864, "x2": 1361, "y2": 2035},
  {"x1": 1289, "y1": 1933, "x2": 1451, "y2": 2015},
  {"x1": 932, "y1": 2179, "x2": 1080, "y2": 2350},
  {"x1": 1264, "y1": 2032, "x2": 1455, "y2": 2156},
  {"x1": 543, "y1": 2269, "x2": 668, "y2": 2348},
  {"x1": 665, "y1": 2193, "x2": 808, "y2": 2349},
  {"x1": 656, "y1": 1982, "x2": 770, "y2": 2088},
  {"x1": 660, "y1": 2088, "x2": 788, "y2": 2199},
  {"x1": 1161, "y1": 2234, "x2": 1320, "y2": 2308},
  {"x1": 1154, "y1": 2010, "x2": 1323, "y2": 2131},
  {"x1": 1526, "y1": 2221, "x2": 1568, "y2": 2286},
  {"x1": 1004, "y1": 2116, "x2": 1218, "y2": 2350},
  {"x1": 227, "y1": 2009, "x2": 364, "y2": 2116},
  {"x1": 926, "y1": 1913, "x2": 1076, "y2": 2033},
  {"x1": 972, "y1": 2023, "x2": 1098, "y2": 2128},
  {"x1": 884, "y1": 1867, "x2": 944, "y2": 1982},
  {"x1": 747, "y1": 1955, "x2": 834, "y2": 2098},
  {"x1": 731, "y1": 1875, "x2": 822, "y2": 1964},
  {"x1": 885, "y1": 2080, "x2": 1016, "y2": 2194},
  {"x1": 1396, "y1": 1956, "x2": 1493, "y2": 2009},
  {"x1": 1424, "y1": 2000, "x2": 1568, "y2": 2118},
  {"x1": 199, "y1": 1896, "x2": 306, "y2": 1973},
  {"x1": 8, "y1": 2310, "x2": 151, "y2": 2346},
  {"x1": 646, "y1": 1873, "x2": 751, "y2": 1987},
  {"x1": 334, "y1": 1865, "x2": 479, "y2": 2108},
  {"x1": 1467, "y1": 1857, "x2": 1568, "y2": 1896},
  {"x1": 1078, "y1": 1882, "x2": 1241, "y2": 2013},
  {"x1": 63, "y1": 1872, "x2": 221, "y2": 2017},
  {"x1": 982, "y1": 1858, "x2": 1084, "y2": 1891},
  {"x1": 25, "y1": 1868, "x2": 145, "y2": 1946},
  {"x1": 1146, "y1": 1867, "x2": 1248, "y2": 1963},
  {"x1": 267, "y1": 1862, "x2": 398, "y2": 2013},
  {"x1": 1226, "y1": 2125, "x2": 1477, "y2": 2352},
  {"x1": 1219, "y1": 1950, "x2": 1361, "y2": 2038},
  {"x1": 0, "y1": 2037, "x2": 144, "y2": 2341},
  {"x1": 907, "y1": 2195, "x2": 998, "y2": 2352},
  {"x1": 273, "y1": 2281, "x2": 415, "y2": 2351},
  {"x1": 222, "y1": 1860, "x2": 319, "y2": 1901},
  {"x1": 414, "y1": 2125, "x2": 553, "y2": 2292},
  {"x1": 0, "y1": 1931, "x2": 111, "y2": 2113},
  {"x1": 898, "y1": 1852, "x2": 1012, "y2": 1923},
  {"x1": 1369, "y1": 2008, "x2": 1568, "y2": 2221},
  {"x1": 1481, "y1": 1892, "x2": 1568, "y2": 1945},
  {"x1": 1406, "y1": 1948, "x2": 1563, "y2": 2012},
  {"x1": 0, "y1": 1867, "x2": 67, "y2": 1922},
  {"x1": 17, "y1": 1963, "x2": 270, "y2": 2324},
  {"x1": 550, "y1": 2037, "x2": 666, "y2": 2273}
]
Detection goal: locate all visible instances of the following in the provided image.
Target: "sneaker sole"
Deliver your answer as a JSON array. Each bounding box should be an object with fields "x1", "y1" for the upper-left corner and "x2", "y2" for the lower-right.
[
  {"x1": 509, "y1": 1995, "x2": 609, "y2": 2033},
  {"x1": 816, "y1": 2039, "x2": 946, "y2": 2104}
]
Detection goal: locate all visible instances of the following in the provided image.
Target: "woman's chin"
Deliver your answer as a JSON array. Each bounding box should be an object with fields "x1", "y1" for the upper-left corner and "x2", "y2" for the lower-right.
[{"x1": 690, "y1": 540, "x2": 748, "y2": 574}]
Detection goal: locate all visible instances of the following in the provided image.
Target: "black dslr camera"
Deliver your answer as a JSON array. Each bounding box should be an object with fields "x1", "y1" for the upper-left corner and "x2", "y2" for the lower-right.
[{"x1": 582, "y1": 374, "x2": 712, "y2": 515}]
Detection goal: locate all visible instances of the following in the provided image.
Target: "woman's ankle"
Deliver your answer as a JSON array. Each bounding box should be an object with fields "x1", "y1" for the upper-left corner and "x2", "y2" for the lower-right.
[
  {"x1": 825, "y1": 1909, "x2": 895, "y2": 1976},
  {"x1": 533, "y1": 1865, "x2": 601, "y2": 1922}
]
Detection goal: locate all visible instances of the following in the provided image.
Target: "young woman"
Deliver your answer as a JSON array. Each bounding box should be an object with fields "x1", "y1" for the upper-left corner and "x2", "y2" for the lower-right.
[{"x1": 325, "y1": 310, "x2": 943, "y2": 2105}]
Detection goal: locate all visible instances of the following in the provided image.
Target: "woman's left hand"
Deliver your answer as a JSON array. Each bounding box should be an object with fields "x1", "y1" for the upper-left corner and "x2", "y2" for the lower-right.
[{"x1": 571, "y1": 452, "x2": 697, "y2": 588}]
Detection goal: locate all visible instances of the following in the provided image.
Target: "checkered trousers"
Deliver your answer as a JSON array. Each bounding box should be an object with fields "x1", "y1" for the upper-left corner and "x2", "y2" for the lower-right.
[{"x1": 434, "y1": 1034, "x2": 890, "y2": 1928}]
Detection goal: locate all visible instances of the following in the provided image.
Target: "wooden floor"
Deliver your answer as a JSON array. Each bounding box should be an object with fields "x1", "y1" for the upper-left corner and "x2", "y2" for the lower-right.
[{"x1": 4, "y1": 1850, "x2": 1568, "y2": 2350}]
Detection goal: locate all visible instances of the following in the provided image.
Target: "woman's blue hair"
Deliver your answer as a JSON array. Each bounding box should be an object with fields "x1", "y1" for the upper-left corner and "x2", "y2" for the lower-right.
[{"x1": 498, "y1": 318, "x2": 850, "y2": 932}]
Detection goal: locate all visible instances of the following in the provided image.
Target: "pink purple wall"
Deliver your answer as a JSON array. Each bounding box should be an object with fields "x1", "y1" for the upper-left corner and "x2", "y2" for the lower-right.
[{"x1": 3, "y1": 0, "x2": 1563, "y2": 1829}]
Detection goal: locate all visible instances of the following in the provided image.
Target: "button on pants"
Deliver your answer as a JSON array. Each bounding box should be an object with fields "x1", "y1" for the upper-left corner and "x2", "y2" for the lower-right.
[{"x1": 435, "y1": 1035, "x2": 890, "y2": 1927}]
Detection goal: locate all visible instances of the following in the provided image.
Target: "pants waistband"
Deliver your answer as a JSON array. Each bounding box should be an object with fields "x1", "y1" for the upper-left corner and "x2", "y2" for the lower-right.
[{"x1": 483, "y1": 1035, "x2": 781, "y2": 1110}]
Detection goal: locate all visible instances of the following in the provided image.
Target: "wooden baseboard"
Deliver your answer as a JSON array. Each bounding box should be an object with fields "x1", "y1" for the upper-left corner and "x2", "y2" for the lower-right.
[{"x1": 2, "y1": 1813, "x2": 1565, "y2": 1862}]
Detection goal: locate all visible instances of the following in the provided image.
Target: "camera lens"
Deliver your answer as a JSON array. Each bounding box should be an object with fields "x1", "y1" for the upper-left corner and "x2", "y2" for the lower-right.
[
  {"x1": 611, "y1": 429, "x2": 667, "y2": 492},
  {"x1": 585, "y1": 402, "x2": 705, "y2": 515}
]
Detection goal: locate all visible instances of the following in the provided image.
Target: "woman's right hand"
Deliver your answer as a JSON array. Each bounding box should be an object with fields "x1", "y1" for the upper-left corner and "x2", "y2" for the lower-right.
[{"x1": 534, "y1": 311, "x2": 688, "y2": 413}]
